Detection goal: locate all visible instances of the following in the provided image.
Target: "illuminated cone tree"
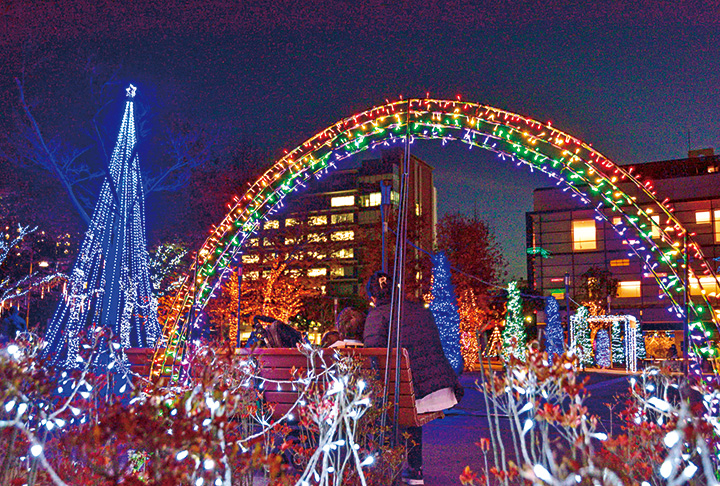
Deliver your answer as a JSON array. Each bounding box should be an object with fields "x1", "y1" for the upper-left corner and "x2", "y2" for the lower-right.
[
  {"x1": 502, "y1": 281, "x2": 526, "y2": 361},
  {"x1": 429, "y1": 251, "x2": 463, "y2": 374},
  {"x1": 44, "y1": 85, "x2": 160, "y2": 365},
  {"x1": 544, "y1": 296, "x2": 564, "y2": 363}
]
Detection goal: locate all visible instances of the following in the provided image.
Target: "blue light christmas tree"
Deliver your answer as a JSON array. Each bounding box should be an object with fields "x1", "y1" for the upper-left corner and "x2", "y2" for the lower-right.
[
  {"x1": 429, "y1": 252, "x2": 463, "y2": 374},
  {"x1": 502, "y1": 281, "x2": 526, "y2": 361},
  {"x1": 595, "y1": 328, "x2": 611, "y2": 368},
  {"x1": 44, "y1": 85, "x2": 160, "y2": 366},
  {"x1": 544, "y1": 296, "x2": 564, "y2": 363}
]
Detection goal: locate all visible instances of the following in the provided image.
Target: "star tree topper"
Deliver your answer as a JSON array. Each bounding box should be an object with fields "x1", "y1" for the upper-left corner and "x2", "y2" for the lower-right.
[{"x1": 126, "y1": 84, "x2": 137, "y2": 98}]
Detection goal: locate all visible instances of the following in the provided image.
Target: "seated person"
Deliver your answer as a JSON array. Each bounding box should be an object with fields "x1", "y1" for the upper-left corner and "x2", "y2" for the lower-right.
[
  {"x1": 252, "y1": 315, "x2": 303, "y2": 348},
  {"x1": 321, "y1": 307, "x2": 365, "y2": 348}
]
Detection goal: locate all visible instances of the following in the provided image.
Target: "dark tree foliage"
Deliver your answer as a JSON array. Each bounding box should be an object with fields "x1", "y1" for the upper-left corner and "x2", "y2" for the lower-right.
[
  {"x1": 435, "y1": 212, "x2": 506, "y2": 295},
  {"x1": 575, "y1": 266, "x2": 619, "y2": 316}
]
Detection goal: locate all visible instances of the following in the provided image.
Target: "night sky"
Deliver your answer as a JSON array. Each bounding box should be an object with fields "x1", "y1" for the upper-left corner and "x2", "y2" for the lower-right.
[{"x1": 3, "y1": 1, "x2": 720, "y2": 279}]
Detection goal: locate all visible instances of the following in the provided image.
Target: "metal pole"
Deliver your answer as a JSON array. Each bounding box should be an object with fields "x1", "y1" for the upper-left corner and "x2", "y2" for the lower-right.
[
  {"x1": 25, "y1": 248, "x2": 33, "y2": 329},
  {"x1": 564, "y1": 272, "x2": 572, "y2": 348},
  {"x1": 683, "y1": 233, "x2": 689, "y2": 377},
  {"x1": 380, "y1": 181, "x2": 392, "y2": 274}
]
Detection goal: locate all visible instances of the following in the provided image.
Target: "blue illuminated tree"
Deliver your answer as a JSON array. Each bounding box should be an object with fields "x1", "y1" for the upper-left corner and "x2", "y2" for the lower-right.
[
  {"x1": 544, "y1": 296, "x2": 564, "y2": 363},
  {"x1": 429, "y1": 251, "x2": 463, "y2": 374},
  {"x1": 595, "y1": 328, "x2": 611, "y2": 368},
  {"x1": 44, "y1": 85, "x2": 160, "y2": 366}
]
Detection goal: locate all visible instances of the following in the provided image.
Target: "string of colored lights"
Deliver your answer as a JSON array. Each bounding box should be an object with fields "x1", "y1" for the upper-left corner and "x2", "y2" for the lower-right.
[
  {"x1": 44, "y1": 85, "x2": 160, "y2": 366},
  {"x1": 150, "y1": 98, "x2": 720, "y2": 380}
]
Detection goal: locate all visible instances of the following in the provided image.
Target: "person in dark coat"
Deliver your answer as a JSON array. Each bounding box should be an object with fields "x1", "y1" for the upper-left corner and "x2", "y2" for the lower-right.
[{"x1": 363, "y1": 271, "x2": 463, "y2": 485}]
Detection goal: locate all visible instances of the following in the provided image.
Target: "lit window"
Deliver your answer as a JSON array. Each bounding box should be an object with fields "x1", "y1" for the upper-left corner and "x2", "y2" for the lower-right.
[
  {"x1": 650, "y1": 215, "x2": 661, "y2": 239},
  {"x1": 308, "y1": 215, "x2": 328, "y2": 226},
  {"x1": 263, "y1": 238, "x2": 273, "y2": 247},
  {"x1": 572, "y1": 220, "x2": 596, "y2": 251},
  {"x1": 612, "y1": 217, "x2": 622, "y2": 225},
  {"x1": 332, "y1": 248, "x2": 354, "y2": 259},
  {"x1": 360, "y1": 192, "x2": 382, "y2": 207},
  {"x1": 288, "y1": 269, "x2": 301, "y2": 278},
  {"x1": 690, "y1": 276, "x2": 720, "y2": 296},
  {"x1": 264, "y1": 220, "x2": 279, "y2": 230},
  {"x1": 331, "y1": 230, "x2": 354, "y2": 241},
  {"x1": 610, "y1": 259, "x2": 629, "y2": 267},
  {"x1": 331, "y1": 195, "x2": 355, "y2": 207},
  {"x1": 696, "y1": 211, "x2": 711, "y2": 224},
  {"x1": 307, "y1": 251, "x2": 327, "y2": 260},
  {"x1": 330, "y1": 267, "x2": 344, "y2": 277},
  {"x1": 550, "y1": 289, "x2": 565, "y2": 300},
  {"x1": 248, "y1": 239, "x2": 259, "y2": 247},
  {"x1": 331, "y1": 213, "x2": 354, "y2": 224},
  {"x1": 308, "y1": 233, "x2": 327, "y2": 243},
  {"x1": 285, "y1": 237, "x2": 297, "y2": 245},
  {"x1": 715, "y1": 210, "x2": 720, "y2": 242},
  {"x1": 246, "y1": 271, "x2": 259, "y2": 280},
  {"x1": 308, "y1": 268, "x2": 327, "y2": 277},
  {"x1": 285, "y1": 218, "x2": 299, "y2": 227},
  {"x1": 415, "y1": 203, "x2": 422, "y2": 217},
  {"x1": 242, "y1": 254, "x2": 259, "y2": 264},
  {"x1": 617, "y1": 281, "x2": 641, "y2": 298}
]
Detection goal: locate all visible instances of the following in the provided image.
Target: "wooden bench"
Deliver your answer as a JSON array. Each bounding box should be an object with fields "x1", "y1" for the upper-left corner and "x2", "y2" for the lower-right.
[
  {"x1": 125, "y1": 346, "x2": 443, "y2": 428},
  {"x1": 235, "y1": 347, "x2": 443, "y2": 428}
]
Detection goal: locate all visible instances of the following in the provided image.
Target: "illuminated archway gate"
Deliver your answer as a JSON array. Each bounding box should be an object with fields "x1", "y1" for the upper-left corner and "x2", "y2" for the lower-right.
[{"x1": 150, "y1": 99, "x2": 720, "y2": 379}]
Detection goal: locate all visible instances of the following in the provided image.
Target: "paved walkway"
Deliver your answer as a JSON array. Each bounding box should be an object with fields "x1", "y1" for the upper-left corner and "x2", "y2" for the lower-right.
[{"x1": 422, "y1": 371, "x2": 632, "y2": 485}]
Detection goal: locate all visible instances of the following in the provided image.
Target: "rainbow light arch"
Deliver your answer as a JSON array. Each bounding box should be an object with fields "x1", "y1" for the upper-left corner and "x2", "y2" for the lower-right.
[{"x1": 150, "y1": 98, "x2": 720, "y2": 379}]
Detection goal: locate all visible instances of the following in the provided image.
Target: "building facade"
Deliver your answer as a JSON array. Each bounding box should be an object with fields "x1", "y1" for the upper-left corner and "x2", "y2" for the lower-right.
[
  {"x1": 240, "y1": 148, "x2": 436, "y2": 314},
  {"x1": 527, "y1": 152, "x2": 720, "y2": 347}
]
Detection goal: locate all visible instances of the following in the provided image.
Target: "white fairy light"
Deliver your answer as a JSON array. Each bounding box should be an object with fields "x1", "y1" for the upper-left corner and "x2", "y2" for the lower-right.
[
  {"x1": 533, "y1": 464, "x2": 552, "y2": 482},
  {"x1": 664, "y1": 430, "x2": 680, "y2": 448},
  {"x1": 360, "y1": 455, "x2": 374, "y2": 467},
  {"x1": 660, "y1": 459, "x2": 674, "y2": 478},
  {"x1": 30, "y1": 444, "x2": 43, "y2": 457},
  {"x1": 682, "y1": 462, "x2": 698, "y2": 479}
]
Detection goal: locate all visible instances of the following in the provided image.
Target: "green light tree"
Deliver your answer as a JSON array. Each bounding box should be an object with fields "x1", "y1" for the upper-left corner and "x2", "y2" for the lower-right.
[
  {"x1": 502, "y1": 281, "x2": 526, "y2": 361},
  {"x1": 572, "y1": 306, "x2": 593, "y2": 367}
]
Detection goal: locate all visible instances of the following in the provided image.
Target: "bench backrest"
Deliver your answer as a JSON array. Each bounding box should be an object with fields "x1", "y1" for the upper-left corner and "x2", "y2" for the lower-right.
[
  {"x1": 235, "y1": 347, "x2": 443, "y2": 428},
  {"x1": 124, "y1": 346, "x2": 443, "y2": 427}
]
